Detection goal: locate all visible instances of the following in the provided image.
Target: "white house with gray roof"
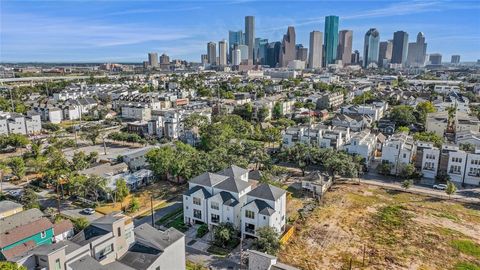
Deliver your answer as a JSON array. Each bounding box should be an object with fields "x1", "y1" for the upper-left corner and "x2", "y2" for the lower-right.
[
  {"x1": 183, "y1": 165, "x2": 287, "y2": 237},
  {"x1": 241, "y1": 183, "x2": 287, "y2": 237}
]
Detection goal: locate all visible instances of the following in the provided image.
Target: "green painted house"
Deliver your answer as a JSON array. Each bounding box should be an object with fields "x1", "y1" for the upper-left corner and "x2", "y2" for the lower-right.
[{"x1": 0, "y1": 208, "x2": 54, "y2": 260}]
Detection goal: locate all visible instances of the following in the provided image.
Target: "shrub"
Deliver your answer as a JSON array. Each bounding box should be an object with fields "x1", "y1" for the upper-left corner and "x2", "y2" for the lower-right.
[{"x1": 196, "y1": 224, "x2": 209, "y2": 238}]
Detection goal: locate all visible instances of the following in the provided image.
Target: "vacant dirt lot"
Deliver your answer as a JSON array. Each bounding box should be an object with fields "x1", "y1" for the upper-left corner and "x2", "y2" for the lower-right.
[{"x1": 278, "y1": 182, "x2": 480, "y2": 270}]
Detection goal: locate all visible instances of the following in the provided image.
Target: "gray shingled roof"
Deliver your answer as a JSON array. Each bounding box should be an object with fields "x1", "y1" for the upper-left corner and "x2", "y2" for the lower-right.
[
  {"x1": 185, "y1": 185, "x2": 212, "y2": 198},
  {"x1": 217, "y1": 165, "x2": 249, "y2": 180},
  {"x1": 247, "y1": 183, "x2": 286, "y2": 201},
  {"x1": 218, "y1": 191, "x2": 239, "y2": 207},
  {"x1": 246, "y1": 199, "x2": 275, "y2": 216},
  {"x1": 134, "y1": 224, "x2": 184, "y2": 252},
  {"x1": 214, "y1": 177, "x2": 251, "y2": 193},
  {"x1": 189, "y1": 172, "x2": 228, "y2": 187}
]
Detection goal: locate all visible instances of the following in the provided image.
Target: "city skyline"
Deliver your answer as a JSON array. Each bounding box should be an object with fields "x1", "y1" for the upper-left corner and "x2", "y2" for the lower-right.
[{"x1": 1, "y1": 0, "x2": 480, "y2": 62}]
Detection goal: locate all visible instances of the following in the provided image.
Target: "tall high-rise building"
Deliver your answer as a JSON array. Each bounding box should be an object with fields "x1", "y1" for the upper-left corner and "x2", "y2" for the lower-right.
[
  {"x1": 379, "y1": 40, "x2": 393, "y2": 65},
  {"x1": 218, "y1": 40, "x2": 227, "y2": 66},
  {"x1": 237, "y1": 44, "x2": 249, "y2": 61},
  {"x1": 324, "y1": 15, "x2": 339, "y2": 66},
  {"x1": 296, "y1": 44, "x2": 308, "y2": 62},
  {"x1": 255, "y1": 38, "x2": 269, "y2": 65},
  {"x1": 451, "y1": 55, "x2": 460, "y2": 64},
  {"x1": 245, "y1": 16, "x2": 255, "y2": 62},
  {"x1": 429, "y1": 53, "x2": 442, "y2": 65},
  {"x1": 406, "y1": 32, "x2": 427, "y2": 67},
  {"x1": 308, "y1": 31, "x2": 323, "y2": 69},
  {"x1": 233, "y1": 49, "x2": 241, "y2": 66},
  {"x1": 337, "y1": 30, "x2": 353, "y2": 66},
  {"x1": 148, "y1": 52, "x2": 159, "y2": 67},
  {"x1": 207, "y1": 42, "x2": 217, "y2": 65},
  {"x1": 392, "y1": 31, "x2": 409, "y2": 65},
  {"x1": 201, "y1": 54, "x2": 208, "y2": 64},
  {"x1": 363, "y1": 28, "x2": 380, "y2": 68},
  {"x1": 279, "y1": 26, "x2": 296, "y2": 67},
  {"x1": 266, "y1": 41, "x2": 281, "y2": 68},
  {"x1": 229, "y1": 30, "x2": 244, "y2": 62},
  {"x1": 351, "y1": 50, "x2": 360, "y2": 65},
  {"x1": 159, "y1": 53, "x2": 170, "y2": 64}
]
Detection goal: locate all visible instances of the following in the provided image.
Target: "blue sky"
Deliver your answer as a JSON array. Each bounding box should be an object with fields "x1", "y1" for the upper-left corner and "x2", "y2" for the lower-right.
[{"x1": 1, "y1": 0, "x2": 479, "y2": 62}]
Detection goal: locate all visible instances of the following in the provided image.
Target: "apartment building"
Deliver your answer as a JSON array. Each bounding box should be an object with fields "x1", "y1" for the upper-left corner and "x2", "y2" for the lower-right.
[
  {"x1": 9, "y1": 212, "x2": 186, "y2": 270},
  {"x1": 283, "y1": 124, "x2": 350, "y2": 149},
  {"x1": 316, "y1": 92, "x2": 344, "y2": 110},
  {"x1": 0, "y1": 112, "x2": 41, "y2": 135},
  {"x1": 183, "y1": 165, "x2": 287, "y2": 237},
  {"x1": 331, "y1": 113, "x2": 371, "y2": 131},
  {"x1": 380, "y1": 133, "x2": 416, "y2": 175},
  {"x1": 340, "y1": 101, "x2": 388, "y2": 121}
]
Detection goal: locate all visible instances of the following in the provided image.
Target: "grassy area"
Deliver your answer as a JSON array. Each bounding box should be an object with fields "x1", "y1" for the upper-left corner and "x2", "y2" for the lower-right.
[
  {"x1": 155, "y1": 208, "x2": 183, "y2": 225},
  {"x1": 186, "y1": 260, "x2": 208, "y2": 270},
  {"x1": 452, "y1": 239, "x2": 480, "y2": 259},
  {"x1": 165, "y1": 215, "x2": 188, "y2": 232},
  {"x1": 454, "y1": 262, "x2": 480, "y2": 270},
  {"x1": 278, "y1": 182, "x2": 480, "y2": 270}
]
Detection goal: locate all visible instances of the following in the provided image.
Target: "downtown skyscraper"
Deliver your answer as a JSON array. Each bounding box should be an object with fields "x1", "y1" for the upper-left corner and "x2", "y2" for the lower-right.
[
  {"x1": 363, "y1": 28, "x2": 380, "y2": 68},
  {"x1": 392, "y1": 31, "x2": 409, "y2": 65},
  {"x1": 245, "y1": 16, "x2": 255, "y2": 62},
  {"x1": 218, "y1": 40, "x2": 227, "y2": 66},
  {"x1": 279, "y1": 26, "x2": 296, "y2": 67},
  {"x1": 308, "y1": 31, "x2": 323, "y2": 69},
  {"x1": 406, "y1": 32, "x2": 427, "y2": 67},
  {"x1": 148, "y1": 52, "x2": 159, "y2": 67},
  {"x1": 324, "y1": 15, "x2": 339, "y2": 66},
  {"x1": 337, "y1": 30, "x2": 353, "y2": 66},
  {"x1": 229, "y1": 30, "x2": 244, "y2": 62},
  {"x1": 379, "y1": 40, "x2": 393, "y2": 65},
  {"x1": 207, "y1": 42, "x2": 216, "y2": 65}
]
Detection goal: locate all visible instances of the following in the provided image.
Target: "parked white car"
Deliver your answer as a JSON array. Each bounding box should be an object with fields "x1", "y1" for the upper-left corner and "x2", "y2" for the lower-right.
[
  {"x1": 82, "y1": 208, "x2": 96, "y2": 215},
  {"x1": 433, "y1": 184, "x2": 447, "y2": 190}
]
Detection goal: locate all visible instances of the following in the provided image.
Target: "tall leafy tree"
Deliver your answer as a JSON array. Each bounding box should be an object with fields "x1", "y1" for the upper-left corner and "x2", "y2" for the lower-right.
[
  {"x1": 253, "y1": 227, "x2": 281, "y2": 255},
  {"x1": 8, "y1": 157, "x2": 26, "y2": 180},
  {"x1": 115, "y1": 178, "x2": 129, "y2": 202}
]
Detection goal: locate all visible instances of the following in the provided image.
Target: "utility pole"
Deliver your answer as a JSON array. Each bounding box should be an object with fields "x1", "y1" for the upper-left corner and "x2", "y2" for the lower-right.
[{"x1": 150, "y1": 195, "x2": 154, "y2": 227}]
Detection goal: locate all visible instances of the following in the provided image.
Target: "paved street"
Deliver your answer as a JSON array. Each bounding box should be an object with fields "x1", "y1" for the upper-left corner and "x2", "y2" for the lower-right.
[{"x1": 360, "y1": 171, "x2": 480, "y2": 203}]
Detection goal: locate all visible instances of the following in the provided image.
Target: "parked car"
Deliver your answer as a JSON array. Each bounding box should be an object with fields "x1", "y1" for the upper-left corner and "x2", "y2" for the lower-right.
[
  {"x1": 433, "y1": 184, "x2": 447, "y2": 190},
  {"x1": 82, "y1": 208, "x2": 96, "y2": 215}
]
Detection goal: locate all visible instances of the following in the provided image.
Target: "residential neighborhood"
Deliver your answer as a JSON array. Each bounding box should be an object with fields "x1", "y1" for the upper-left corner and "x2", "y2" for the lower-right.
[{"x1": 1, "y1": 9, "x2": 480, "y2": 270}]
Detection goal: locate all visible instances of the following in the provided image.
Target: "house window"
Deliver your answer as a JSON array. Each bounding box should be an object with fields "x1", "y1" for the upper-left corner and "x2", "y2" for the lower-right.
[
  {"x1": 193, "y1": 197, "x2": 201, "y2": 206},
  {"x1": 211, "y1": 214, "x2": 220, "y2": 223},
  {"x1": 55, "y1": 259, "x2": 61, "y2": 270},
  {"x1": 263, "y1": 216, "x2": 266, "y2": 220},
  {"x1": 193, "y1": 209, "x2": 202, "y2": 219},
  {"x1": 117, "y1": 227, "x2": 121, "y2": 236},
  {"x1": 211, "y1": 202, "x2": 219, "y2": 210},
  {"x1": 245, "y1": 210, "x2": 255, "y2": 219},
  {"x1": 41, "y1": 231, "x2": 46, "y2": 238},
  {"x1": 156, "y1": 267, "x2": 160, "y2": 270}
]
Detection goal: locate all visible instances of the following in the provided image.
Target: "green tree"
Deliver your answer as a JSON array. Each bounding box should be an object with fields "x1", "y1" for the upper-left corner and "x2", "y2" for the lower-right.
[
  {"x1": 213, "y1": 223, "x2": 235, "y2": 248},
  {"x1": 323, "y1": 151, "x2": 358, "y2": 181},
  {"x1": 279, "y1": 143, "x2": 312, "y2": 176},
  {"x1": 128, "y1": 197, "x2": 140, "y2": 213},
  {"x1": 396, "y1": 126, "x2": 410, "y2": 133},
  {"x1": 272, "y1": 102, "x2": 283, "y2": 119},
  {"x1": 413, "y1": 132, "x2": 443, "y2": 147},
  {"x1": 445, "y1": 181, "x2": 457, "y2": 199},
  {"x1": 416, "y1": 101, "x2": 437, "y2": 124},
  {"x1": 183, "y1": 113, "x2": 209, "y2": 130},
  {"x1": 84, "y1": 125, "x2": 101, "y2": 145},
  {"x1": 8, "y1": 157, "x2": 25, "y2": 180},
  {"x1": 401, "y1": 179, "x2": 413, "y2": 190},
  {"x1": 377, "y1": 163, "x2": 393, "y2": 176},
  {"x1": 400, "y1": 164, "x2": 416, "y2": 179},
  {"x1": 0, "y1": 261, "x2": 27, "y2": 270},
  {"x1": 115, "y1": 178, "x2": 129, "y2": 202},
  {"x1": 389, "y1": 105, "x2": 416, "y2": 127},
  {"x1": 253, "y1": 227, "x2": 281, "y2": 256},
  {"x1": 460, "y1": 143, "x2": 475, "y2": 152},
  {"x1": 257, "y1": 106, "x2": 269, "y2": 122},
  {"x1": 20, "y1": 188, "x2": 39, "y2": 209},
  {"x1": 73, "y1": 217, "x2": 89, "y2": 231},
  {"x1": 72, "y1": 151, "x2": 90, "y2": 171}
]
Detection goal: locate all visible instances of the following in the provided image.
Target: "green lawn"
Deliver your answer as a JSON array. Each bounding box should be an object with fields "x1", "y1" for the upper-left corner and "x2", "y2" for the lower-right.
[{"x1": 452, "y1": 239, "x2": 480, "y2": 259}]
